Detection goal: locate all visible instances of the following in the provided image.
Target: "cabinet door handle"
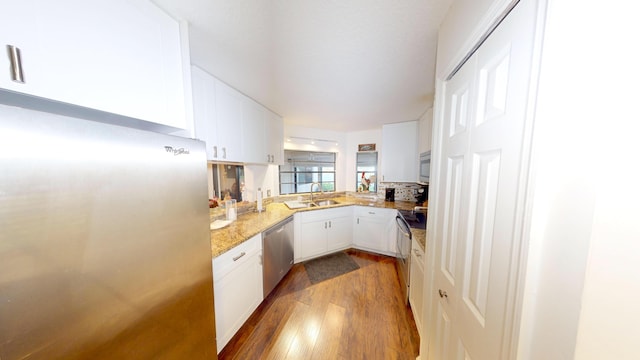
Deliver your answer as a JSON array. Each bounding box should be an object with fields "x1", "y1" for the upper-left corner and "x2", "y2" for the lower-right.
[
  {"x1": 213, "y1": 146, "x2": 218, "y2": 158},
  {"x1": 328, "y1": 221, "x2": 332, "y2": 228},
  {"x1": 368, "y1": 211, "x2": 375, "y2": 215},
  {"x1": 267, "y1": 154, "x2": 270, "y2": 163},
  {"x1": 232, "y1": 251, "x2": 246, "y2": 261},
  {"x1": 222, "y1": 147, "x2": 227, "y2": 159},
  {"x1": 357, "y1": 218, "x2": 359, "y2": 225},
  {"x1": 324, "y1": 222, "x2": 327, "y2": 229},
  {"x1": 7, "y1": 45, "x2": 25, "y2": 84}
]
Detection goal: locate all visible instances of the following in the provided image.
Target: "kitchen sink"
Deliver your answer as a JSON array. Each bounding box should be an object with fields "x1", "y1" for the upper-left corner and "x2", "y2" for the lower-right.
[
  {"x1": 314, "y1": 199, "x2": 340, "y2": 206},
  {"x1": 283, "y1": 199, "x2": 339, "y2": 209},
  {"x1": 284, "y1": 200, "x2": 317, "y2": 209}
]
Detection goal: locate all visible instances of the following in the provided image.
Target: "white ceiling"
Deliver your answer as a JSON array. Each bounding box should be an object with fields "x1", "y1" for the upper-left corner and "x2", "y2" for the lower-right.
[{"x1": 152, "y1": 0, "x2": 453, "y2": 131}]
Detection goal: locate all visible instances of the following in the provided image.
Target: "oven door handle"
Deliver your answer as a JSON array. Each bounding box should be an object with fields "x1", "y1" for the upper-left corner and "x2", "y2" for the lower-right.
[{"x1": 395, "y1": 215, "x2": 412, "y2": 239}]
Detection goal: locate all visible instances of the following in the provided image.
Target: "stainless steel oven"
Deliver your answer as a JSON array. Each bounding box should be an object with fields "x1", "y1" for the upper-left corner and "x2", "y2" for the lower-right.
[{"x1": 395, "y1": 213, "x2": 412, "y2": 304}]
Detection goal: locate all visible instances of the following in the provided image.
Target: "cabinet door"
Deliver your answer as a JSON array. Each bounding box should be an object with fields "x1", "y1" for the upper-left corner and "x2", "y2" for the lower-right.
[
  {"x1": 381, "y1": 121, "x2": 418, "y2": 182},
  {"x1": 213, "y1": 234, "x2": 263, "y2": 352},
  {"x1": 191, "y1": 66, "x2": 218, "y2": 159},
  {"x1": 241, "y1": 98, "x2": 267, "y2": 163},
  {"x1": 410, "y1": 241, "x2": 425, "y2": 336},
  {"x1": 1, "y1": 0, "x2": 187, "y2": 129},
  {"x1": 354, "y1": 214, "x2": 386, "y2": 252},
  {"x1": 354, "y1": 207, "x2": 393, "y2": 254},
  {"x1": 214, "y1": 79, "x2": 243, "y2": 162},
  {"x1": 213, "y1": 251, "x2": 263, "y2": 351},
  {"x1": 327, "y1": 214, "x2": 353, "y2": 251},
  {"x1": 266, "y1": 112, "x2": 284, "y2": 165},
  {"x1": 298, "y1": 219, "x2": 328, "y2": 259}
]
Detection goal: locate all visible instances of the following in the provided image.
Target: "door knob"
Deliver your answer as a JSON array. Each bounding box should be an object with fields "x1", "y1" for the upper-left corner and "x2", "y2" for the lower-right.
[{"x1": 438, "y1": 289, "x2": 448, "y2": 299}]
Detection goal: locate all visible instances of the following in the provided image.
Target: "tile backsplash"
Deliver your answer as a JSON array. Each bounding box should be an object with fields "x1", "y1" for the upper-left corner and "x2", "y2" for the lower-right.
[{"x1": 379, "y1": 182, "x2": 422, "y2": 202}]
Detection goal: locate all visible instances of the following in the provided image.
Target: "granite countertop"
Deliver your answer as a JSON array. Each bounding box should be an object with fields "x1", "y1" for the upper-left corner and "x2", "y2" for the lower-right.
[
  {"x1": 410, "y1": 228, "x2": 426, "y2": 252},
  {"x1": 210, "y1": 195, "x2": 426, "y2": 258}
]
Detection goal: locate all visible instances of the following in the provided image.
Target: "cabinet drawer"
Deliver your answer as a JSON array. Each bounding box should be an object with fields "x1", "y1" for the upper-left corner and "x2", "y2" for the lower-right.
[
  {"x1": 354, "y1": 206, "x2": 393, "y2": 218},
  {"x1": 213, "y1": 234, "x2": 262, "y2": 281},
  {"x1": 299, "y1": 206, "x2": 352, "y2": 222}
]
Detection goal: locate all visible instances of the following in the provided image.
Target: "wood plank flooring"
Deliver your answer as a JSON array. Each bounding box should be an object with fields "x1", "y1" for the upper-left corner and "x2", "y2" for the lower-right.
[{"x1": 218, "y1": 249, "x2": 420, "y2": 360}]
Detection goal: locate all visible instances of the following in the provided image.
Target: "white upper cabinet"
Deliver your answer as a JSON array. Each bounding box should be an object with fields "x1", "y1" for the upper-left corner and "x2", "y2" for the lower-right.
[
  {"x1": 241, "y1": 98, "x2": 284, "y2": 165},
  {"x1": 214, "y1": 80, "x2": 244, "y2": 162},
  {"x1": 191, "y1": 66, "x2": 219, "y2": 160},
  {"x1": 192, "y1": 66, "x2": 283, "y2": 164},
  {"x1": 0, "y1": 0, "x2": 188, "y2": 131},
  {"x1": 241, "y1": 98, "x2": 267, "y2": 164},
  {"x1": 266, "y1": 111, "x2": 284, "y2": 165},
  {"x1": 381, "y1": 121, "x2": 418, "y2": 182}
]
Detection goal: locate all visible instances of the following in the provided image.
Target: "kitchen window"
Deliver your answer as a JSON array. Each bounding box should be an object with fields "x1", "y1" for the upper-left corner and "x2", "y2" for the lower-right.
[
  {"x1": 356, "y1": 151, "x2": 377, "y2": 192},
  {"x1": 279, "y1": 150, "x2": 335, "y2": 194}
]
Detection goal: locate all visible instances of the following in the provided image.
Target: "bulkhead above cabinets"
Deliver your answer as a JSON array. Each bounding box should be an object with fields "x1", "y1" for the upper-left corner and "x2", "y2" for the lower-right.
[{"x1": 191, "y1": 66, "x2": 284, "y2": 165}]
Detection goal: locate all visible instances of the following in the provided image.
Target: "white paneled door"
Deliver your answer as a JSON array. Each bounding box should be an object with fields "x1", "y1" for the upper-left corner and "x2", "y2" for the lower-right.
[{"x1": 429, "y1": 0, "x2": 538, "y2": 359}]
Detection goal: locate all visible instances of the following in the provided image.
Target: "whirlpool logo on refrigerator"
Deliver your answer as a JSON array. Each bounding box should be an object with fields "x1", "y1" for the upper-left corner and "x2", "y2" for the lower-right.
[{"x1": 164, "y1": 146, "x2": 190, "y2": 156}]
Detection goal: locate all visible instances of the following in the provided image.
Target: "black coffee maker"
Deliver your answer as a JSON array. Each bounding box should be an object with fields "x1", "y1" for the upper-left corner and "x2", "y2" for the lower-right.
[
  {"x1": 385, "y1": 187, "x2": 395, "y2": 202},
  {"x1": 415, "y1": 184, "x2": 428, "y2": 205}
]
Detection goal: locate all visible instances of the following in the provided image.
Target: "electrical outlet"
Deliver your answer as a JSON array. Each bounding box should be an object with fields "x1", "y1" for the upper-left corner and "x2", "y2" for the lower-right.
[{"x1": 267, "y1": 189, "x2": 271, "y2": 197}]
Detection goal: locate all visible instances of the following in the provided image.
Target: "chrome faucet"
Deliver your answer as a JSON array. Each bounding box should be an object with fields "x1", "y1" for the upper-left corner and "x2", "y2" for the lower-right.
[{"x1": 310, "y1": 182, "x2": 322, "y2": 203}]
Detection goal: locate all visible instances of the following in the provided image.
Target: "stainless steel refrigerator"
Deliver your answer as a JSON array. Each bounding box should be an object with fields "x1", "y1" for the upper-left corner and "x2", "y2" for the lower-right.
[{"x1": 0, "y1": 104, "x2": 217, "y2": 359}]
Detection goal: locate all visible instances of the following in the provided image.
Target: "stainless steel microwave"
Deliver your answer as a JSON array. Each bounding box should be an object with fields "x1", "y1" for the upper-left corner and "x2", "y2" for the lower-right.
[{"x1": 419, "y1": 151, "x2": 431, "y2": 183}]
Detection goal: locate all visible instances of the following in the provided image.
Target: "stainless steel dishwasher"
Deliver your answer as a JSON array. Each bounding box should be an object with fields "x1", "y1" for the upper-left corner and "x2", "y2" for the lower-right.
[{"x1": 262, "y1": 216, "x2": 294, "y2": 298}]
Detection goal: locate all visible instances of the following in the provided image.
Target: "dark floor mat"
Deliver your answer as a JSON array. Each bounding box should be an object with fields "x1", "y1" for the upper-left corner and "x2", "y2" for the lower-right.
[{"x1": 303, "y1": 251, "x2": 360, "y2": 284}]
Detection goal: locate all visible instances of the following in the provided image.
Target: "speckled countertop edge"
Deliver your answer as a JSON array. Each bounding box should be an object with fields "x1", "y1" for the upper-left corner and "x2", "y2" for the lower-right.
[{"x1": 210, "y1": 195, "x2": 427, "y2": 258}]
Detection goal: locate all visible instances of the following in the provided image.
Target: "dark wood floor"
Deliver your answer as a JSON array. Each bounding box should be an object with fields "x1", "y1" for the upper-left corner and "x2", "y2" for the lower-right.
[{"x1": 218, "y1": 249, "x2": 420, "y2": 360}]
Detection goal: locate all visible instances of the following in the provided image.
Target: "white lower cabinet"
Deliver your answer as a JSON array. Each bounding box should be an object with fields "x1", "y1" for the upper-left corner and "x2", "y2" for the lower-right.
[
  {"x1": 294, "y1": 207, "x2": 353, "y2": 262},
  {"x1": 212, "y1": 234, "x2": 263, "y2": 353},
  {"x1": 353, "y1": 206, "x2": 397, "y2": 255},
  {"x1": 409, "y1": 237, "x2": 425, "y2": 337}
]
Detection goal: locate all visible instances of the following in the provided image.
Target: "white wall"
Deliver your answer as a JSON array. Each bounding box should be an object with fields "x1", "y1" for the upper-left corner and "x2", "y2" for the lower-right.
[
  {"x1": 243, "y1": 164, "x2": 279, "y2": 201},
  {"x1": 519, "y1": 1, "x2": 640, "y2": 359},
  {"x1": 283, "y1": 125, "x2": 347, "y2": 192},
  {"x1": 238, "y1": 125, "x2": 400, "y2": 199},
  {"x1": 435, "y1": 0, "x2": 513, "y2": 78}
]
